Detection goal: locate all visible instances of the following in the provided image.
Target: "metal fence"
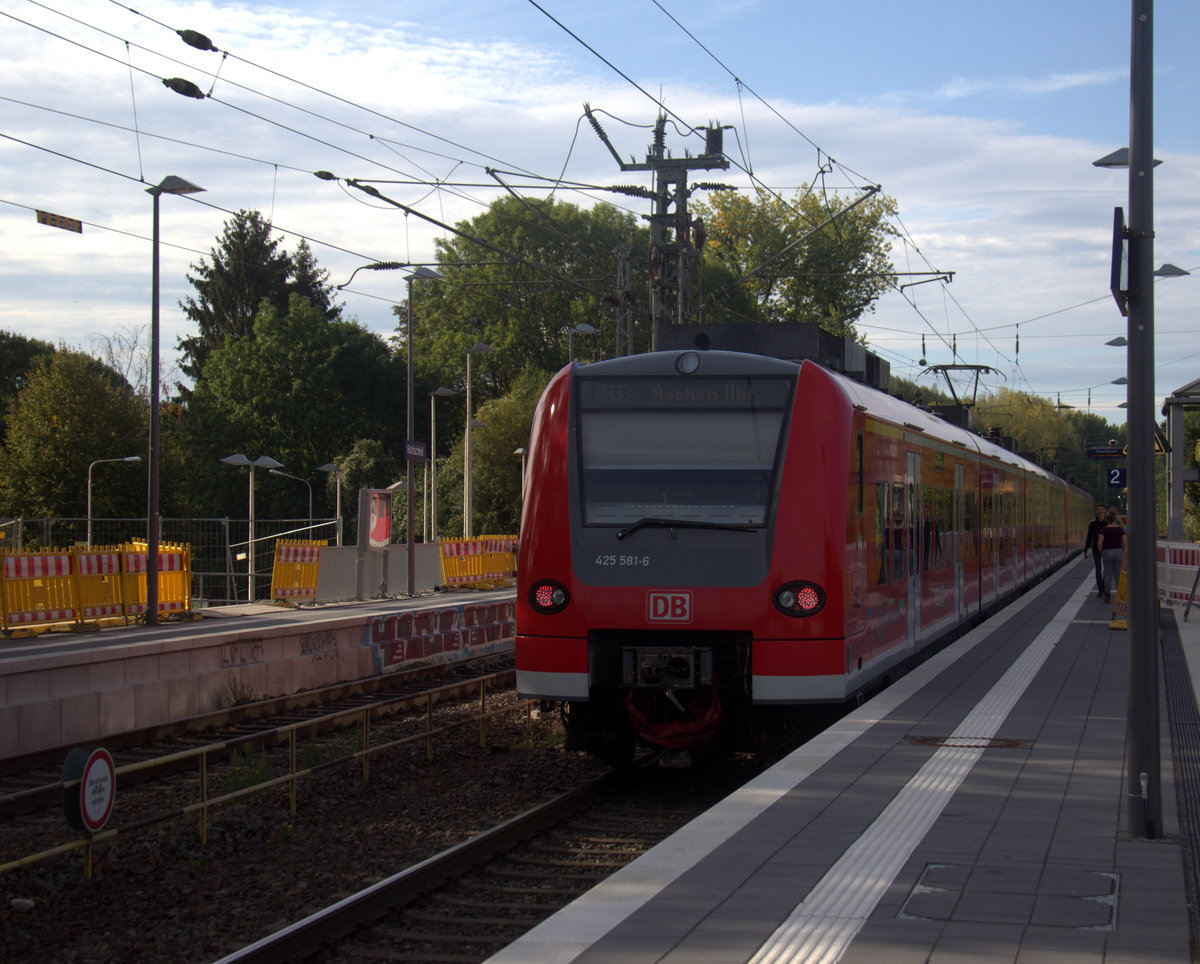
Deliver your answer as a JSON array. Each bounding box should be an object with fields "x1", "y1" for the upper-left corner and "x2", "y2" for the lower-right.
[{"x1": 0, "y1": 516, "x2": 344, "y2": 607}]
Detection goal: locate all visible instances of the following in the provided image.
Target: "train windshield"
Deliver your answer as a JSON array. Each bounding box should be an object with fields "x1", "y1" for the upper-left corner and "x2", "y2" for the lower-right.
[{"x1": 576, "y1": 374, "x2": 793, "y2": 527}]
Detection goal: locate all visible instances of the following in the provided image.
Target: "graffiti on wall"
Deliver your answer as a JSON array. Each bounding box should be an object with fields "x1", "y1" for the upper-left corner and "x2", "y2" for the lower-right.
[
  {"x1": 222, "y1": 637, "x2": 264, "y2": 667},
  {"x1": 364, "y1": 601, "x2": 515, "y2": 675},
  {"x1": 300, "y1": 629, "x2": 342, "y2": 669}
]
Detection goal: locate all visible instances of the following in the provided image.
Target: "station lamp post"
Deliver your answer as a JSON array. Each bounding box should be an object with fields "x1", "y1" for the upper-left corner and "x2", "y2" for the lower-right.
[
  {"x1": 429, "y1": 387, "x2": 456, "y2": 541},
  {"x1": 269, "y1": 469, "x2": 313, "y2": 530},
  {"x1": 403, "y1": 267, "x2": 443, "y2": 595},
  {"x1": 568, "y1": 323, "x2": 598, "y2": 363},
  {"x1": 146, "y1": 174, "x2": 203, "y2": 624},
  {"x1": 220, "y1": 454, "x2": 283, "y2": 602},
  {"x1": 514, "y1": 447, "x2": 527, "y2": 524},
  {"x1": 87, "y1": 456, "x2": 141, "y2": 547},
  {"x1": 317, "y1": 463, "x2": 344, "y2": 545},
  {"x1": 463, "y1": 343, "x2": 494, "y2": 539}
]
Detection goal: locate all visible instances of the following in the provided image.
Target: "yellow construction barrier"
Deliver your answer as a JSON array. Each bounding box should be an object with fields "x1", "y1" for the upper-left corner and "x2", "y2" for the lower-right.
[
  {"x1": 73, "y1": 547, "x2": 127, "y2": 624},
  {"x1": 270, "y1": 539, "x2": 325, "y2": 604},
  {"x1": 479, "y1": 535, "x2": 518, "y2": 587},
  {"x1": 124, "y1": 542, "x2": 192, "y2": 619},
  {"x1": 1, "y1": 551, "x2": 76, "y2": 630},
  {"x1": 439, "y1": 536, "x2": 517, "y2": 589},
  {"x1": 0, "y1": 543, "x2": 193, "y2": 633}
]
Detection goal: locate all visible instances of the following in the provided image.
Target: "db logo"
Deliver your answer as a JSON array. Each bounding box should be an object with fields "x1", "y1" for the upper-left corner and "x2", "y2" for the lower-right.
[{"x1": 647, "y1": 591, "x2": 692, "y2": 623}]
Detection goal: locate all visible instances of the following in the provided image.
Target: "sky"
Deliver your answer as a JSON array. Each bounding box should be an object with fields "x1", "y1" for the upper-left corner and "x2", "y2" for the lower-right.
[{"x1": 2, "y1": 0, "x2": 1198, "y2": 426}]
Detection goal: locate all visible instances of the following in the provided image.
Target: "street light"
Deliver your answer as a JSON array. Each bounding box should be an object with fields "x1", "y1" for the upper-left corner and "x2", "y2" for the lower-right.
[
  {"x1": 317, "y1": 463, "x2": 343, "y2": 546},
  {"x1": 404, "y1": 266, "x2": 444, "y2": 596},
  {"x1": 146, "y1": 174, "x2": 203, "y2": 624},
  {"x1": 463, "y1": 343, "x2": 494, "y2": 539},
  {"x1": 514, "y1": 447, "x2": 527, "y2": 522},
  {"x1": 429, "y1": 387, "x2": 456, "y2": 540},
  {"x1": 86, "y1": 456, "x2": 140, "y2": 547},
  {"x1": 269, "y1": 469, "x2": 313, "y2": 530},
  {"x1": 1154, "y1": 263, "x2": 1190, "y2": 277},
  {"x1": 568, "y1": 323, "x2": 598, "y2": 363},
  {"x1": 220, "y1": 453, "x2": 282, "y2": 602},
  {"x1": 1094, "y1": 1, "x2": 1159, "y2": 839}
]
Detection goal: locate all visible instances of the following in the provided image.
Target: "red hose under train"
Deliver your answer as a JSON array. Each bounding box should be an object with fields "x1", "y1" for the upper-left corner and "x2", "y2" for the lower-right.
[{"x1": 624, "y1": 689, "x2": 723, "y2": 748}]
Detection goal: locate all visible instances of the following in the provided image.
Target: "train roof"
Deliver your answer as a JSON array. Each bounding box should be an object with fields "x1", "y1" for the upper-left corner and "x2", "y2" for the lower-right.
[{"x1": 816, "y1": 363, "x2": 1059, "y2": 483}]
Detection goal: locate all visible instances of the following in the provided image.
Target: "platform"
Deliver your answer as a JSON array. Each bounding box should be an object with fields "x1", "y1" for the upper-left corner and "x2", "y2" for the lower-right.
[
  {"x1": 0, "y1": 589, "x2": 516, "y2": 759},
  {"x1": 490, "y1": 564, "x2": 1197, "y2": 963}
]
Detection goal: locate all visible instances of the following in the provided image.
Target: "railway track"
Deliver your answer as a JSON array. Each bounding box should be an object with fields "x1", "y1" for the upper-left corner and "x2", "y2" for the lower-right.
[
  {"x1": 217, "y1": 756, "x2": 763, "y2": 963},
  {"x1": 2, "y1": 660, "x2": 613, "y2": 963},
  {"x1": 0, "y1": 653, "x2": 534, "y2": 881}
]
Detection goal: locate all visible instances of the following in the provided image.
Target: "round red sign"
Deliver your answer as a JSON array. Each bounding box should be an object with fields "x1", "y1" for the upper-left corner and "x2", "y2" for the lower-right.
[
  {"x1": 62, "y1": 747, "x2": 116, "y2": 834},
  {"x1": 80, "y1": 748, "x2": 116, "y2": 833}
]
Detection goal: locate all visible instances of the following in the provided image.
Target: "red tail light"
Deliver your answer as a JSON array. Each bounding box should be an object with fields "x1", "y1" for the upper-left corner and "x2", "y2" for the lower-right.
[
  {"x1": 773, "y1": 581, "x2": 826, "y2": 617},
  {"x1": 530, "y1": 579, "x2": 570, "y2": 614}
]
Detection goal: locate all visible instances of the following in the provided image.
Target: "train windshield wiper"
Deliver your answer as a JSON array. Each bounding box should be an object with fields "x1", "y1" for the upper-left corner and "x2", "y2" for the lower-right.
[{"x1": 615, "y1": 517, "x2": 756, "y2": 541}]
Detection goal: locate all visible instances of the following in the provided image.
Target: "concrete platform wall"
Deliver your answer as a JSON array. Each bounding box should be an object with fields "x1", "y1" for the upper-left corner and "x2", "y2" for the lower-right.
[{"x1": 0, "y1": 597, "x2": 515, "y2": 759}]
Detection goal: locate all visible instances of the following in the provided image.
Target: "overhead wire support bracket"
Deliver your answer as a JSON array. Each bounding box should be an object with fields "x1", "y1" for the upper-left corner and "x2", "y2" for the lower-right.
[
  {"x1": 919, "y1": 363, "x2": 1002, "y2": 407},
  {"x1": 899, "y1": 272, "x2": 954, "y2": 296}
]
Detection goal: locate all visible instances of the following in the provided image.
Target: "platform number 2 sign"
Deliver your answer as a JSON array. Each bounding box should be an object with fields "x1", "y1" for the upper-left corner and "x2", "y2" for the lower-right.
[{"x1": 1108, "y1": 467, "x2": 1127, "y2": 488}]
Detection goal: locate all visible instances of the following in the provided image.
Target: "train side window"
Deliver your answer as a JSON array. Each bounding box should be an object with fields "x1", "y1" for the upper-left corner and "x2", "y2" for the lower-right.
[
  {"x1": 875, "y1": 481, "x2": 889, "y2": 583},
  {"x1": 856, "y1": 434, "x2": 864, "y2": 515},
  {"x1": 892, "y1": 482, "x2": 906, "y2": 581},
  {"x1": 966, "y1": 491, "x2": 979, "y2": 557},
  {"x1": 937, "y1": 487, "x2": 949, "y2": 569},
  {"x1": 922, "y1": 485, "x2": 934, "y2": 573}
]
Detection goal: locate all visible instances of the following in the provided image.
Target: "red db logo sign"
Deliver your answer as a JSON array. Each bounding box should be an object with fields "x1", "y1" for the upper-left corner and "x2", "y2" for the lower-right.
[{"x1": 647, "y1": 591, "x2": 692, "y2": 623}]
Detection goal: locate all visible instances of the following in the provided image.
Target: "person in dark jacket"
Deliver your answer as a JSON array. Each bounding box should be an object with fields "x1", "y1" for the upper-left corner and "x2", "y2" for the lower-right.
[{"x1": 1083, "y1": 503, "x2": 1106, "y2": 599}]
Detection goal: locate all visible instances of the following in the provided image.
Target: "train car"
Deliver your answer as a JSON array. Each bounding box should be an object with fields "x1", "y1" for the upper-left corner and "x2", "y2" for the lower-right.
[{"x1": 516, "y1": 349, "x2": 1090, "y2": 762}]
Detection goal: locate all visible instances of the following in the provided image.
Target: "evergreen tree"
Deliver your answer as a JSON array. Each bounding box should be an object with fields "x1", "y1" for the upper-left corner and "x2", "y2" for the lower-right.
[
  {"x1": 181, "y1": 295, "x2": 403, "y2": 518},
  {"x1": 177, "y1": 211, "x2": 341, "y2": 386}
]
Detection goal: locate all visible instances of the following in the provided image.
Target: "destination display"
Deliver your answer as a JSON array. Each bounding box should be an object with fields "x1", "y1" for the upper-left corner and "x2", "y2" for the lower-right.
[{"x1": 578, "y1": 376, "x2": 793, "y2": 410}]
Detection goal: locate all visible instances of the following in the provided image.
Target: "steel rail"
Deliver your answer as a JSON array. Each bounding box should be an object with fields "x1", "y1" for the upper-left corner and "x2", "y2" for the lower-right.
[{"x1": 210, "y1": 769, "x2": 628, "y2": 964}]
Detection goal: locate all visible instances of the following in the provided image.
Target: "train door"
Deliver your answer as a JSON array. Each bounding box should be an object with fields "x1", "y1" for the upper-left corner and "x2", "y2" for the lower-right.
[
  {"x1": 983, "y1": 469, "x2": 999, "y2": 600},
  {"x1": 907, "y1": 452, "x2": 921, "y2": 652},
  {"x1": 954, "y1": 463, "x2": 965, "y2": 621}
]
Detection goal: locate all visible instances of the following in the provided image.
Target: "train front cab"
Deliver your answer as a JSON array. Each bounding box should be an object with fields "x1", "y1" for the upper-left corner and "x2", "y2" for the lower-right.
[{"x1": 516, "y1": 352, "x2": 1086, "y2": 762}]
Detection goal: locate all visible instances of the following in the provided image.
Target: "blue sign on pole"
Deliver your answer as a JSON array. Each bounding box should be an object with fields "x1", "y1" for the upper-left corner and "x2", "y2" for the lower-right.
[
  {"x1": 404, "y1": 440, "x2": 427, "y2": 462},
  {"x1": 1108, "y1": 467, "x2": 1127, "y2": 489}
]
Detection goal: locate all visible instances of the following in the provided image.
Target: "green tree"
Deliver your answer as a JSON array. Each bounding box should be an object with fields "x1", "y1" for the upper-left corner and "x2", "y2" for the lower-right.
[
  {"x1": 976, "y1": 389, "x2": 1080, "y2": 460},
  {"x1": 412, "y1": 196, "x2": 647, "y2": 405},
  {"x1": 0, "y1": 330, "x2": 56, "y2": 440},
  {"x1": 888, "y1": 373, "x2": 953, "y2": 408},
  {"x1": 436, "y1": 368, "x2": 550, "y2": 537},
  {"x1": 0, "y1": 351, "x2": 146, "y2": 519},
  {"x1": 692, "y1": 187, "x2": 899, "y2": 338},
  {"x1": 177, "y1": 211, "x2": 342, "y2": 386},
  {"x1": 182, "y1": 295, "x2": 404, "y2": 519}
]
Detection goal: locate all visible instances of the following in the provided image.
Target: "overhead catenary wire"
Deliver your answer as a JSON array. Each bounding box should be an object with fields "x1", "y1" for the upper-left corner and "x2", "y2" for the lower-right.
[{"x1": 4, "y1": 0, "x2": 1179, "y2": 422}]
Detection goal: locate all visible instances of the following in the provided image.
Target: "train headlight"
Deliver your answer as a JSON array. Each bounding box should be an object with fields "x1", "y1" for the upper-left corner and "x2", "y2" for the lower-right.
[
  {"x1": 530, "y1": 579, "x2": 570, "y2": 614},
  {"x1": 773, "y1": 581, "x2": 826, "y2": 617}
]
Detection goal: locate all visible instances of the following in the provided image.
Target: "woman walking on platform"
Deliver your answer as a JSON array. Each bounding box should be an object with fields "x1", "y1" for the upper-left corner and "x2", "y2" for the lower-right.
[{"x1": 1097, "y1": 509, "x2": 1126, "y2": 604}]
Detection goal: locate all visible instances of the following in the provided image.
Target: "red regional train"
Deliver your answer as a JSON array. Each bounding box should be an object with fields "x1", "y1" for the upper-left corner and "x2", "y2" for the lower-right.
[{"x1": 515, "y1": 349, "x2": 1093, "y2": 763}]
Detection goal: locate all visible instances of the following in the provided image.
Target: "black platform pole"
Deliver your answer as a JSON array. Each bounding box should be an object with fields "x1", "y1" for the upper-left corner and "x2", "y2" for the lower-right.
[{"x1": 1125, "y1": 0, "x2": 1161, "y2": 838}]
